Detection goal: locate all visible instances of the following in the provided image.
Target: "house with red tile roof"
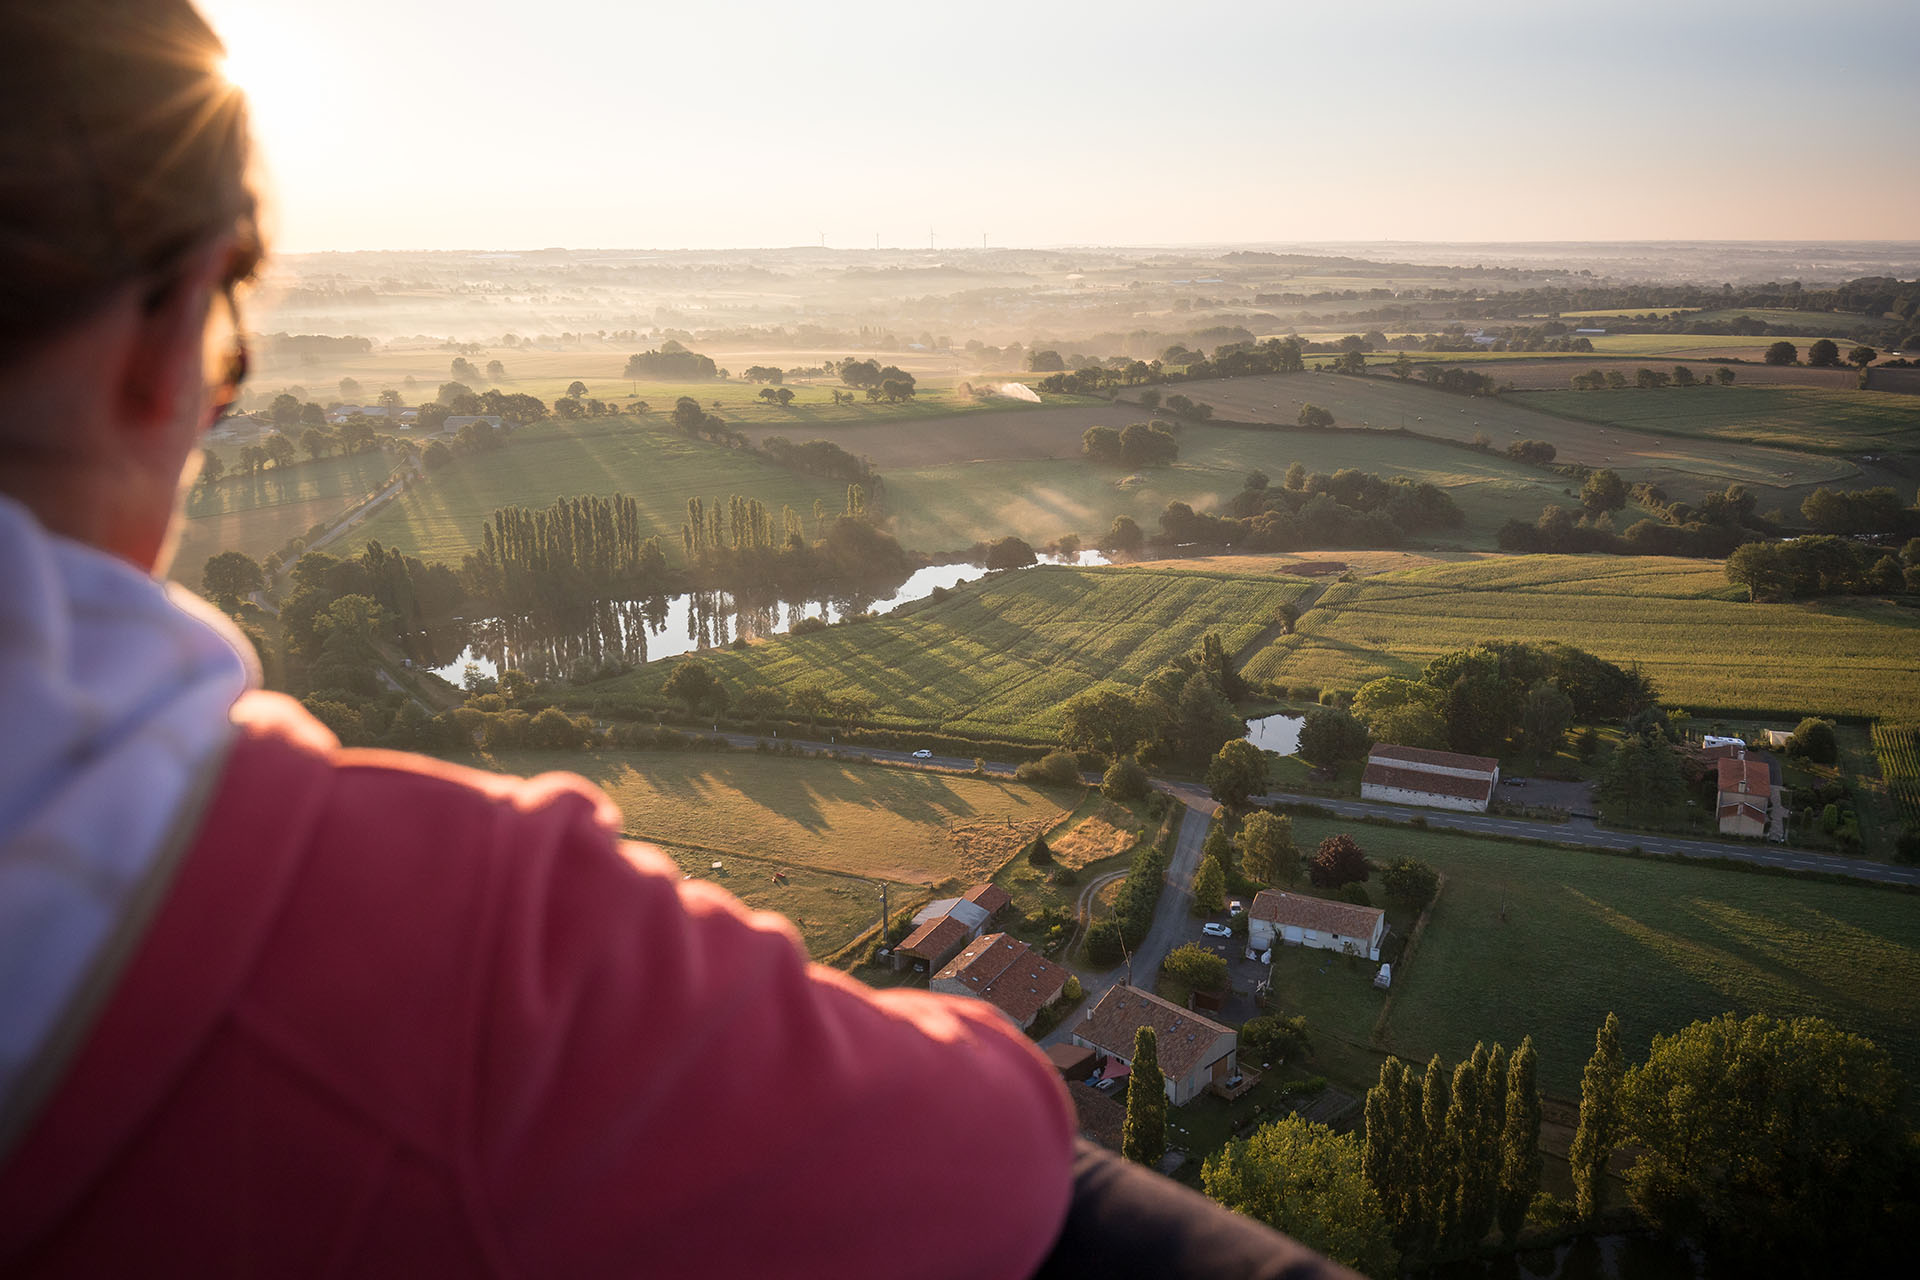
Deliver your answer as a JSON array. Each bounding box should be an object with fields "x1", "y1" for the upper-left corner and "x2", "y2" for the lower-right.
[
  {"x1": 1360, "y1": 744, "x2": 1499, "y2": 813},
  {"x1": 1068, "y1": 986, "x2": 1237, "y2": 1106},
  {"x1": 1247, "y1": 890, "x2": 1387, "y2": 961},
  {"x1": 931, "y1": 933, "x2": 1068, "y2": 1030},
  {"x1": 894, "y1": 915, "x2": 972, "y2": 972},
  {"x1": 1715, "y1": 752, "x2": 1776, "y2": 839}
]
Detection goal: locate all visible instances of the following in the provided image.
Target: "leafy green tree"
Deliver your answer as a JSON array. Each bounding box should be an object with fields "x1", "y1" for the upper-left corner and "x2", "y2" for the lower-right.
[
  {"x1": 1806, "y1": 338, "x2": 1841, "y2": 367},
  {"x1": 1415, "y1": 1055, "x2": 1450, "y2": 1259},
  {"x1": 1307, "y1": 833, "x2": 1369, "y2": 889},
  {"x1": 1569, "y1": 1012, "x2": 1623, "y2": 1220},
  {"x1": 1351, "y1": 677, "x2": 1449, "y2": 751},
  {"x1": 1203, "y1": 1116, "x2": 1397, "y2": 1277},
  {"x1": 1297, "y1": 404, "x2": 1335, "y2": 429},
  {"x1": 1497, "y1": 1036, "x2": 1542, "y2": 1244},
  {"x1": 1763, "y1": 340, "x2": 1798, "y2": 365},
  {"x1": 1363, "y1": 1062, "x2": 1400, "y2": 1202},
  {"x1": 1121, "y1": 1026, "x2": 1166, "y2": 1167},
  {"x1": 1381, "y1": 857, "x2": 1439, "y2": 910},
  {"x1": 1174, "y1": 672, "x2": 1242, "y2": 763},
  {"x1": 1787, "y1": 715, "x2": 1838, "y2": 764},
  {"x1": 1579, "y1": 468, "x2": 1627, "y2": 515},
  {"x1": 1061, "y1": 686, "x2": 1151, "y2": 761},
  {"x1": 1205, "y1": 738, "x2": 1269, "y2": 809},
  {"x1": 662, "y1": 657, "x2": 726, "y2": 717},
  {"x1": 1237, "y1": 810, "x2": 1296, "y2": 885},
  {"x1": 1239, "y1": 1013, "x2": 1310, "y2": 1062},
  {"x1": 1193, "y1": 855, "x2": 1227, "y2": 913},
  {"x1": 1100, "y1": 755, "x2": 1150, "y2": 802},
  {"x1": 201, "y1": 550, "x2": 265, "y2": 605},
  {"x1": 1103, "y1": 515, "x2": 1144, "y2": 555},
  {"x1": 1846, "y1": 344, "x2": 1877, "y2": 369},
  {"x1": 1520, "y1": 680, "x2": 1574, "y2": 759},
  {"x1": 1435, "y1": 1047, "x2": 1486, "y2": 1255},
  {"x1": 1596, "y1": 733, "x2": 1683, "y2": 820},
  {"x1": 1297, "y1": 705, "x2": 1371, "y2": 768},
  {"x1": 1620, "y1": 1013, "x2": 1912, "y2": 1272},
  {"x1": 1162, "y1": 943, "x2": 1228, "y2": 993}
]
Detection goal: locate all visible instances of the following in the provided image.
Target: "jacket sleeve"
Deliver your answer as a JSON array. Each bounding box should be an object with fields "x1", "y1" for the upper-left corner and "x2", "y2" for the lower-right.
[{"x1": 465, "y1": 780, "x2": 1076, "y2": 1279}]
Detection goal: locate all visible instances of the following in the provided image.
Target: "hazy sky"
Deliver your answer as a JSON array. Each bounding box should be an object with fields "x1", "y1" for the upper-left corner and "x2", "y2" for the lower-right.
[{"x1": 200, "y1": 0, "x2": 1920, "y2": 253}]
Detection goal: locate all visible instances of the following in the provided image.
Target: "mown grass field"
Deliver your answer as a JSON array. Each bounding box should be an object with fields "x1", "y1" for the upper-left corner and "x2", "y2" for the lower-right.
[
  {"x1": 878, "y1": 420, "x2": 1619, "y2": 553},
  {"x1": 1148, "y1": 375, "x2": 1857, "y2": 503},
  {"x1": 576, "y1": 565, "x2": 1315, "y2": 742},
  {"x1": 169, "y1": 450, "x2": 403, "y2": 581},
  {"x1": 1282, "y1": 816, "x2": 1920, "y2": 1097},
  {"x1": 344, "y1": 418, "x2": 849, "y2": 565},
  {"x1": 1518, "y1": 385, "x2": 1920, "y2": 454},
  {"x1": 1241, "y1": 555, "x2": 1920, "y2": 720},
  {"x1": 479, "y1": 749, "x2": 1070, "y2": 956}
]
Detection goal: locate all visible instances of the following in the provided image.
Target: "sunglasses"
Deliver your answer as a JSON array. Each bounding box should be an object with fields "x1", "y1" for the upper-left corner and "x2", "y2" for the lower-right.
[{"x1": 205, "y1": 283, "x2": 249, "y2": 422}]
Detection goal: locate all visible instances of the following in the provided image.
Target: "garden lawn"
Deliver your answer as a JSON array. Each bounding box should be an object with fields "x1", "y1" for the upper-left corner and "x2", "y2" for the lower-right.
[
  {"x1": 1241, "y1": 554, "x2": 1920, "y2": 721},
  {"x1": 577, "y1": 565, "x2": 1315, "y2": 742},
  {"x1": 346, "y1": 418, "x2": 848, "y2": 565},
  {"x1": 1285, "y1": 816, "x2": 1920, "y2": 1098}
]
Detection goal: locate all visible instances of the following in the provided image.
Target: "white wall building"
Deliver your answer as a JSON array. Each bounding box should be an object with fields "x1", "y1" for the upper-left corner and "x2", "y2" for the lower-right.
[
  {"x1": 1247, "y1": 891, "x2": 1387, "y2": 962},
  {"x1": 1360, "y1": 744, "x2": 1500, "y2": 813}
]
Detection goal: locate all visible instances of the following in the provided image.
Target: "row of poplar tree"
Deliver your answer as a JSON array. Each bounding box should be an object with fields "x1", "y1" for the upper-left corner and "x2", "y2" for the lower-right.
[{"x1": 1361, "y1": 1037, "x2": 1543, "y2": 1265}]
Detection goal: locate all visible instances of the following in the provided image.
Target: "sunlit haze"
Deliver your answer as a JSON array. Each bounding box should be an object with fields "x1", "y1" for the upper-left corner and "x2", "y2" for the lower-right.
[{"x1": 199, "y1": 0, "x2": 1920, "y2": 252}]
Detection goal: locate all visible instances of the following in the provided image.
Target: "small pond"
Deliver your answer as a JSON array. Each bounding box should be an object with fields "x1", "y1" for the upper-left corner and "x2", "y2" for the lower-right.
[{"x1": 1244, "y1": 713, "x2": 1304, "y2": 756}]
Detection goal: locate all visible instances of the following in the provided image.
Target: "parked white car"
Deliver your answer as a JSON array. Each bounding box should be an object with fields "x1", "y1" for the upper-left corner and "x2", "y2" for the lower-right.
[{"x1": 1201, "y1": 922, "x2": 1232, "y2": 938}]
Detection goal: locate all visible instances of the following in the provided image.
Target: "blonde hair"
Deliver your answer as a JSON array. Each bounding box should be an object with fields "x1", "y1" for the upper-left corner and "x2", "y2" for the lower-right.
[{"x1": 0, "y1": 0, "x2": 260, "y2": 347}]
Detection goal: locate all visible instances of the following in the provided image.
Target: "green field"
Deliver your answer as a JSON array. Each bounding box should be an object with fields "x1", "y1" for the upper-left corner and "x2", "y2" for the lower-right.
[
  {"x1": 483, "y1": 748, "x2": 1071, "y2": 955},
  {"x1": 1149, "y1": 375, "x2": 1856, "y2": 504},
  {"x1": 345, "y1": 418, "x2": 851, "y2": 565},
  {"x1": 1517, "y1": 386, "x2": 1920, "y2": 454},
  {"x1": 170, "y1": 450, "x2": 403, "y2": 581},
  {"x1": 1240, "y1": 555, "x2": 1920, "y2": 720},
  {"x1": 1280, "y1": 816, "x2": 1920, "y2": 1096},
  {"x1": 575, "y1": 565, "x2": 1315, "y2": 742},
  {"x1": 881, "y1": 422, "x2": 1631, "y2": 552}
]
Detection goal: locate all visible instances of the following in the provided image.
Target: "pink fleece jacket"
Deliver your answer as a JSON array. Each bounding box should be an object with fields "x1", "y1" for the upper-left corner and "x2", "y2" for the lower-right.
[{"x1": 0, "y1": 693, "x2": 1076, "y2": 1277}]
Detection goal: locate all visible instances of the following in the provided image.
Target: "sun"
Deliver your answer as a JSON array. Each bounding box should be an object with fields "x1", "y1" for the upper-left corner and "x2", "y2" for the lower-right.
[{"x1": 202, "y1": 6, "x2": 316, "y2": 158}]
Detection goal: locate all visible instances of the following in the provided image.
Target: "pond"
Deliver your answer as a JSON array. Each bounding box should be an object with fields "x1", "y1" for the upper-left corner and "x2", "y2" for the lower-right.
[
  {"x1": 1244, "y1": 713, "x2": 1304, "y2": 756},
  {"x1": 426, "y1": 550, "x2": 1110, "y2": 684}
]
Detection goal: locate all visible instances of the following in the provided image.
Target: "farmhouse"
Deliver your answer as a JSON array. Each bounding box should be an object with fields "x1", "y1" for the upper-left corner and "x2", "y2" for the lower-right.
[
  {"x1": 1247, "y1": 890, "x2": 1387, "y2": 962},
  {"x1": 1360, "y1": 743, "x2": 1500, "y2": 813},
  {"x1": 893, "y1": 915, "x2": 971, "y2": 972},
  {"x1": 931, "y1": 933, "x2": 1067, "y2": 1030},
  {"x1": 1715, "y1": 752, "x2": 1778, "y2": 839},
  {"x1": 895, "y1": 882, "x2": 1009, "y2": 971},
  {"x1": 1069, "y1": 986, "x2": 1237, "y2": 1106}
]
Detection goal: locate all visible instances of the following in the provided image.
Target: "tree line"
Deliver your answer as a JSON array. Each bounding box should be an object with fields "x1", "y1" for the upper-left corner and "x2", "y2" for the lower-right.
[
  {"x1": 1200, "y1": 1008, "x2": 1914, "y2": 1275},
  {"x1": 463, "y1": 495, "x2": 670, "y2": 613},
  {"x1": 1155, "y1": 464, "x2": 1464, "y2": 553}
]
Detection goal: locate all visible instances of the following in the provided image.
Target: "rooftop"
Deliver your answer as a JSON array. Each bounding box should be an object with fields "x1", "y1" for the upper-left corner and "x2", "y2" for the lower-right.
[
  {"x1": 934, "y1": 932, "x2": 1067, "y2": 1025},
  {"x1": 1717, "y1": 756, "x2": 1772, "y2": 796},
  {"x1": 1362, "y1": 761, "x2": 1494, "y2": 804},
  {"x1": 962, "y1": 883, "x2": 1011, "y2": 917},
  {"x1": 1076, "y1": 985, "x2": 1234, "y2": 1080},
  {"x1": 1368, "y1": 743, "x2": 1500, "y2": 775},
  {"x1": 896, "y1": 914, "x2": 971, "y2": 962},
  {"x1": 1249, "y1": 889, "x2": 1385, "y2": 940}
]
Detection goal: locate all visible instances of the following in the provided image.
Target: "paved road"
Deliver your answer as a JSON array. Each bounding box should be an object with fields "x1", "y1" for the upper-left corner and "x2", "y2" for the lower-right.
[
  {"x1": 1253, "y1": 789, "x2": 1920, "y2": 887},
  {"x1": 1040, "y1": 803, "x2": 1217, "y2": 1048},
  {"x1": 693, "y1": 730, "x2": 1918, "y2": 888}
]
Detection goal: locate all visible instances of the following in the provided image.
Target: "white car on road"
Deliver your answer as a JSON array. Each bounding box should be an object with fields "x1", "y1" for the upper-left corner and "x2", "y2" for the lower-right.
[
  {"x1": 911, "y1": 749, "x2": 933, "y2": 759},
  {"x1": 1201, "y1": 922, "x2": 1232, "y2": 938}
]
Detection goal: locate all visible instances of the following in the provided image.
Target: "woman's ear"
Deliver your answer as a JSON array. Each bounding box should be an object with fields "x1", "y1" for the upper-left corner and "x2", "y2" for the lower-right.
[{"x1": 114, "y1": 242, "x2": 230, "y2": 438}]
